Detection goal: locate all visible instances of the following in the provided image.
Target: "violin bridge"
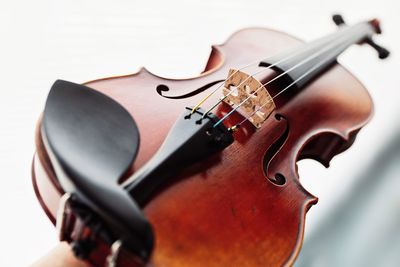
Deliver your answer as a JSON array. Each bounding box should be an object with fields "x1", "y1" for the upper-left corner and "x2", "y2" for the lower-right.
[{"x1": 222, "y1": 69, "x2": 276, "y2": 128}]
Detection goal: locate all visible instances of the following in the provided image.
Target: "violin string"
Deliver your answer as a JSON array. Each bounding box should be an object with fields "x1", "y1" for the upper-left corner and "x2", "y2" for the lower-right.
[
  {"x1": 190, "y1": 55, "x2": 286, "y2": 115},
  {"x1": 191, "y1": 29, "x2": 344, "y2": 116},
  {"x1": 191, "y1": 49, "x2": 305, "y2": 115},
  {"x1": 233, "y1": 53, "x2": 338, "y2": 129},
  {"x1": 232, "y1": 33, "x2": 357, "y2": 130},
  {"x1": 198, "y1": 50, "x2": 307, "y2": 118},
  {"x1": 190, "y1": 61, "x2": 256, "y2": 114},
  {"x1": 196, "y1": 25, "x2": 354, "y2": 117},
  {"x1": 212, "y1": 24, "x2": 362, "y2": 128}
]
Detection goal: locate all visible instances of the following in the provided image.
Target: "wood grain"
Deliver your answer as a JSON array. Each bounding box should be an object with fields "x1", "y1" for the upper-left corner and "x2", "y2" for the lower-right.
[{"x1": 32, "y1": 27, "x2": 372, "y2": 267}]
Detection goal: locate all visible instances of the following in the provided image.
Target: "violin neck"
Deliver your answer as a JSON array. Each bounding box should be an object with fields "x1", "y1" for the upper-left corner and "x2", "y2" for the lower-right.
[{"x1": 259, "y1": 21, "x2": 378, "y2": 91}]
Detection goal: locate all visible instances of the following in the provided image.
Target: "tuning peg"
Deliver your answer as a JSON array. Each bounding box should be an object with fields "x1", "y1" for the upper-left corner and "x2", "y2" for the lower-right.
[
  {"x1": 332, "y1": 14, "x2": 346, "y2": 26},
  {"x1": 365, "y1": 38, "x2": 390, "y2": 59},
  {"x1": 332, "y1": 14, "x2": 390, "y2": 60}
]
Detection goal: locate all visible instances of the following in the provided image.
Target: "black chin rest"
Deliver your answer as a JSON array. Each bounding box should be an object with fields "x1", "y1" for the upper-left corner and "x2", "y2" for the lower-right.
[{"x1": 42, "y1": 80, "x2": 153, "y2": 259}]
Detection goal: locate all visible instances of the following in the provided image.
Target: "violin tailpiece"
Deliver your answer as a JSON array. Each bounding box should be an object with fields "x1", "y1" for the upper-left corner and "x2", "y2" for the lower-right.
[{"x1": 223, "y1": 69, "x2": 275, "y2": 128}]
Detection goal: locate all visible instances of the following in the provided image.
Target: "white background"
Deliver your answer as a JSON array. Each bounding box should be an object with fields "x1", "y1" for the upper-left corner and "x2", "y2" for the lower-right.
[{"x1": 0, "y1": 0, "x2": 399, "y2": 266}]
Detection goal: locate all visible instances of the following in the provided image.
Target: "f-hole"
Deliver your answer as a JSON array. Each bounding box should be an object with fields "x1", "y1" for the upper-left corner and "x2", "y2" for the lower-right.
[
  {"x1": 156, "y1": 80, "x2": 224, "y2": 99},
  {"x1": 271, "y1": 173, "x2": 286, "y2": 186},
  {"x1": 264, "y1": 114, "x2": 289, "y2": 186}
]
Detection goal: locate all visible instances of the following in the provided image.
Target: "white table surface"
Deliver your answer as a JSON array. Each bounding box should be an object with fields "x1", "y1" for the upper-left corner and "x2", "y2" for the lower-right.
[{"x1": 0, "y1": 0, "x2": 399, "y2": 266}]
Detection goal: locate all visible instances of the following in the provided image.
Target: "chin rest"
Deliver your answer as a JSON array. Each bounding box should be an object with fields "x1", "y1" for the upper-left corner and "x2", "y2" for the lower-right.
[{"x1": 42, "y1": 80, "x2": 153, "y2": 260}]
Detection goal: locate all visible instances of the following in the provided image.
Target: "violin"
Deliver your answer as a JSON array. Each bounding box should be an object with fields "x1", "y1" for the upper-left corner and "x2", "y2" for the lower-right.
[{"x1": 31, "y1": 15, "x2": 389, "y2": 267}]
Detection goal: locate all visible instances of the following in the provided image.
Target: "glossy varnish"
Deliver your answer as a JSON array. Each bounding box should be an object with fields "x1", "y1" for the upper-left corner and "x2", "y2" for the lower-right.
[{"x1": 32, "y1": 27, "x2": 372, "y2": 266}]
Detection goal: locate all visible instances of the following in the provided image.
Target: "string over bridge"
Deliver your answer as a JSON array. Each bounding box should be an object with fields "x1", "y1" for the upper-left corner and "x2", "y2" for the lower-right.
[{"x1": 222, "y1": 69, "x2": 275, "y2": 128}]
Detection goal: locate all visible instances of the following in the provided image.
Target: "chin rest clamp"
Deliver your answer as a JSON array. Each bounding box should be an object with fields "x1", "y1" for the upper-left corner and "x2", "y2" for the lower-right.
[
  {"x1": 56, "y1": 193, "x2": 100, "y2": 260},
  {"x1": 56, "y1": 193, "x2": 143, "y2": 267},
  {"x1": 106, "y1": 240, "x2": 123, "y2": 267}
]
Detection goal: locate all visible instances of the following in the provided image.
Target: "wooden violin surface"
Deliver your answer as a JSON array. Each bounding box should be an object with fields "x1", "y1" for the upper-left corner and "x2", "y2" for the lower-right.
[{"x1": 32, "y1": 27, "x2": 372, "y2": 266}]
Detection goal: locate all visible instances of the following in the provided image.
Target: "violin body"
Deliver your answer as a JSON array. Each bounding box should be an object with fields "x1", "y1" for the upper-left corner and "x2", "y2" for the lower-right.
[{"x1": 33, "y1": 26, "x2": 373, "y2": 266}]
